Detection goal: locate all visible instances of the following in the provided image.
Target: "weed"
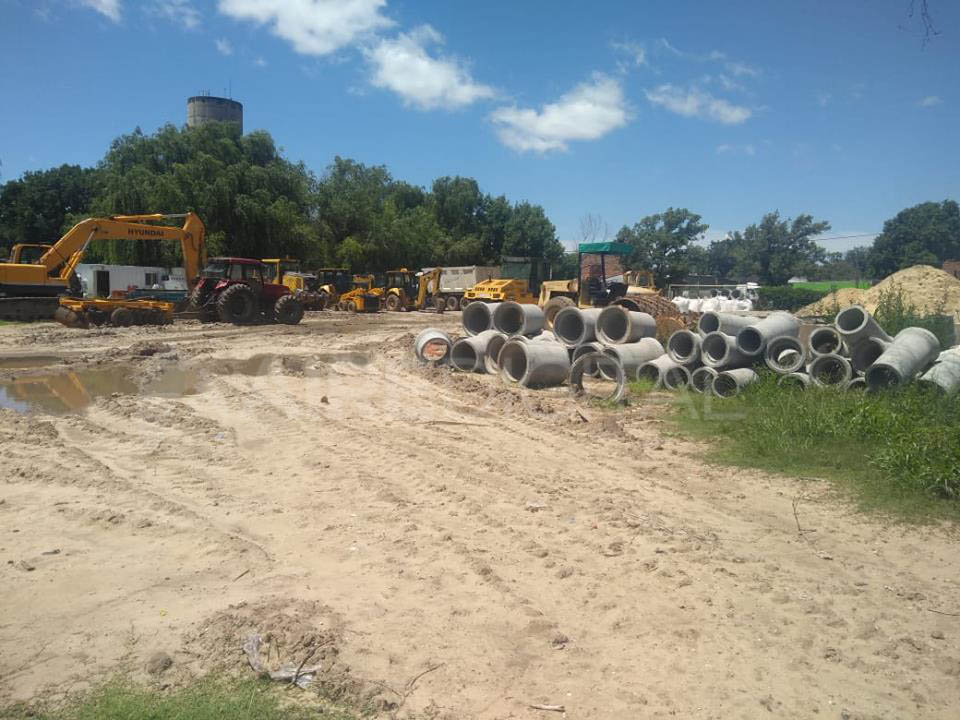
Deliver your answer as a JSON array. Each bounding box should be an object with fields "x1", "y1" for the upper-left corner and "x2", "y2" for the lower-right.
[{"x1": 872, "y1": 282, "x2": 955, "y2": 347}]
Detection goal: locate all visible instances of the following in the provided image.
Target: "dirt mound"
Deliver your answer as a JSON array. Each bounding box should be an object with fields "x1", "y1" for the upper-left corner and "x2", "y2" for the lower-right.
[{"x1": 799, "y1": 265, "x2": 960, "y2": 317}]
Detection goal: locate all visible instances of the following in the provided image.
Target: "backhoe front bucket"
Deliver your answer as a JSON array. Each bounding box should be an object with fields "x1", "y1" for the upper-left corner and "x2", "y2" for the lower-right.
[{"x1": 53, "y1": 305, "x2": 87, "y2": 328}]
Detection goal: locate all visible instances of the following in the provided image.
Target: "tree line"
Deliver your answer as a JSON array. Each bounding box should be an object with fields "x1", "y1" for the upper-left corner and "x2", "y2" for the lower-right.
[{"x1": 1, "y1": 121, "x2": 956, "y2": 288}]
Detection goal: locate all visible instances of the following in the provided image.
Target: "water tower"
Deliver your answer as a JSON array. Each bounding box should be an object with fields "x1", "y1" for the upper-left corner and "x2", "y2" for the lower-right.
[{"x1": 186, "y1": 95, "x2": 243, "y2": 133}]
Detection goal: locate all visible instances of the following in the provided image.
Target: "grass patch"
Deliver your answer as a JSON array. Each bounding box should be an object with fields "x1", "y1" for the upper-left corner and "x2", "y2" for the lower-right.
[
  {"x1": 627, "y1": 377, "x2": 658, "y2": 397},
  {"x1": 1, "y1": 675, "x2": 363, "y2": 720},
  {"x1": 672, "y1": 372, "x2": 960, "y2": 521},
  {"x1": 791, "y1": 280, "x2": 871, "y2": 291}
]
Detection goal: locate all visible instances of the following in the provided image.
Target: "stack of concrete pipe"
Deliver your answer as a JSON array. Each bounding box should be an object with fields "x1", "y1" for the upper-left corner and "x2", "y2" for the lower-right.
[{"x1": 416, "y1": 302, "x2": 958, "y2": 398}]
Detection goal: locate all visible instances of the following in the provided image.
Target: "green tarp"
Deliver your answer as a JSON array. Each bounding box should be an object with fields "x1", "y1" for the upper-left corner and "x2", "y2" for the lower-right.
[{"x1": 577, "y1": 242, "x2": 633, "y2": 255}]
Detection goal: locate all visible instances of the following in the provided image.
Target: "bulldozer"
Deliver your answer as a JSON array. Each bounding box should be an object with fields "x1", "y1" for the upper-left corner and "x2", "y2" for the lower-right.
[
  {"x1": 0, "y1": 212, "x2": 206, "y2": 325},
  {"x1": 334, "y1": 274, "x2": 382, "y2": 312},
  {"x1": 262, "y1": 258, "x2": 326, "y2": 310},
  {"x1": 381, "y1": 267, "x2": 445, "y2": 312}
]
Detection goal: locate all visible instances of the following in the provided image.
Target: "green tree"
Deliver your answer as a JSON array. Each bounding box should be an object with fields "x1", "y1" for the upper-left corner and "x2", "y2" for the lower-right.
[
  {"x1": 502, "y1": 202, "x2": 563, "y2": 264},
  {"x1": 731, "y1": 212, "x2": 830, "y2": 285},
  {"x1": 868, "y1": 200, "x2": 960, "y2": 278},
  {"x1": 0, "y1": 164, "x2": 99, "y2": 249},
  {"x1": 615, "y1": 208, "x2": 708, "y2": 288}
]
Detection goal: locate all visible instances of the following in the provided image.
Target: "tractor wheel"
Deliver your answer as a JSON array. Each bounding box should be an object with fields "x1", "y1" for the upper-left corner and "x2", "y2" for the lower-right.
[
  {"x1": 435, "y1": 296, "x2": 446, "y2": 313},
  {"x1": 543, "y1": 296, "x2": 576, "y2": 330},
  {"x1": 459, "y1": 296, "x2": 471, "y2": 310},
  {"x1": 445, "y1": 295, "x2": 459, "y2": 311},
  {"x1": 384, "y1": 294, "x2": 401, "y2": 311},
  {"x1": 273, "y1": 294, "x2": 304, "y2": 325},
  {"x1": 189, "y1": 286, "x2": 216, "y2": 322},
  {"x1": 346, "y1": 299, "x2": 358, "y2": 313},
  {"x1": 216, "y1": 284, "x2": 258, "y2": 325},
  {"x1": 110, "y1": 307, "x2": 133, "y2": 327}
]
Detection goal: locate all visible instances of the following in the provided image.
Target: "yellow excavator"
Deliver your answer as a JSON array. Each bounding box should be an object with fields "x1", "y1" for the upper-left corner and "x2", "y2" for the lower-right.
[
  {"x1": 0, "y1": 213, "x2": 206, "y2": 325},
  {"x1": 381, "y1": 267, "x2": 444, "y2": 312}
]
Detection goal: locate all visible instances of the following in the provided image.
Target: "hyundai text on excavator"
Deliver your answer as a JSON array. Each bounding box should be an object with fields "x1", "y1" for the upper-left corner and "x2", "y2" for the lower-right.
[{"x1": 0, "y1": 213, "x2": 206, "y2": 324}]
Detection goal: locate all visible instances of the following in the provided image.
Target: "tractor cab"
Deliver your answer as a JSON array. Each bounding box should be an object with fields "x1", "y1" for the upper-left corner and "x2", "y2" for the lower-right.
[{"x1": 316, "y1": 268, "x2": 353, "y2": 295}]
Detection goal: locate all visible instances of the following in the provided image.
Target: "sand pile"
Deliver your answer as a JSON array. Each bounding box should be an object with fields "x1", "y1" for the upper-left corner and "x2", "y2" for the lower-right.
[{"x1": 799, "y1": 265, "x2": 960, "y2": 317}]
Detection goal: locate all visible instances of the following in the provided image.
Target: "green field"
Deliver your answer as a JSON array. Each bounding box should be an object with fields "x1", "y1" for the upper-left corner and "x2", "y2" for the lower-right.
[{"x1": 790, "y1": 280, "x2": 871, "y2": 291}]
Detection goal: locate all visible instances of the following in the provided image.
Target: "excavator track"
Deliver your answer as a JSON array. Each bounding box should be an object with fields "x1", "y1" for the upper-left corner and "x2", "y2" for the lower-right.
[{"x1": 0, "y1": 297, "x2": 60, "y2": 322}]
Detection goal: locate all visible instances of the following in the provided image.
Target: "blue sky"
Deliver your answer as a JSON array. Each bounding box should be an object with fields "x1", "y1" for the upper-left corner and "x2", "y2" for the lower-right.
[{"x1": 1, "y1": 0, "x2": 958, "y2": 253}]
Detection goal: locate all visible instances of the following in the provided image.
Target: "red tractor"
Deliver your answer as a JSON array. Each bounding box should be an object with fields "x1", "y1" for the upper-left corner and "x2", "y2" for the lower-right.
[{"x1": 189, "y1": 257, "x2": 304, "y2": 325}]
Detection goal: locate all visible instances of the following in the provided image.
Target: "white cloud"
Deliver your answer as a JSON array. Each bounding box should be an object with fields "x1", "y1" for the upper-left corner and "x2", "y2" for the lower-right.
[
  {"x1": 645, "y1": 84, "x2": 751, "y2": 124},
  {"x1": 715, "y1": 143, "x2": 756, "y2": 156},
  {"x1": 817, "y1": 91, "x2": 832, "y2": 107},
  {"x1": 490, "y1": 73, "x2": 630, "y2": 153},
  {"x1": 366, "y1": 25, "x2": 495, "y2": 111},
  {"x1": 716, "y1": 143, "x2": 732, "y2": 154},
  {"x1": 919, "y1": 95, "x2": 942, "y2": 107},
  {"x1": 79, "y1": 0, "x2": 120, "y2": 21},
  {"x1": 725, "y1": 60, "x2": 759, "y2": 77},
  {"x1": 215, "y1": 37, "x2": 233, "y2": 55},
  {"x1": 218, "y1": 0, "x2": 392, "y2": 56},
  {"x1": 255, "y1": 56, "x2": 268, "y2": 67},
  {"x1": 611, "y1": 41, "x2": 648, "y2": 67},
  {"x1": 149, "y1": 0, "x2": 200, "y2": 29}
]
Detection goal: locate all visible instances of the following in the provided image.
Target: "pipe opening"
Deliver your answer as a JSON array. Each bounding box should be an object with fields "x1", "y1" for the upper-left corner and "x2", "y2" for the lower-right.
[
  {"x1": 811, "y1": 357, "x2": 847, "y2": 385},
  {"x1": 851, "y1": 338, "x2": 886, "y2": 372},
  {"x1": 599, "y1": 349, "x2": 622, "y2": 380},
  {"x1": 846, "y1": 377, "x2": 867, "y2": 391},
  {"x1": 766, "y1": 336, "x2": 804, "y2": 371},
  {"x1": 668, "y1": 332, "x2": 696, "y2": 361},
  {"x1": 462, "y1": 303, "x2": 492, "y2": 335},
  {"x1": 866, "y1": 364, "x2": 901, "y2": 390},
  {"x1": 713, "y1": 374, "x2": 739, "y2": 397},
  {"x1": 698, "y1": 312, "x2": 720, "y2": 334},
  {"x1": 450, "y1": 343, "x2": 479, "y2": 372},
  {"x1": 738, "y1": 327, "x2": 763, "y2": 355},
  {"x1": 600, "y1": 310, "x2": 628, "y2": 342},
  {"x1": 636, "y1": 363, "x2": 661, "y2": 383},
  {"x1": 810, "y1": 327, "x2": 841, "y2": 354},
  {"x1": 778, "y1": 375, "x2": 808, "y2": 390},
  {"x1": 499, "y1": 342, "x2": 528, "y2": 382},
  {"x1": 496, "y1": 304, "x2": 525, "y2": 334},
  {"x1": 663, "y1": 366, "x2": 689, "y2": 389},
  {"x1": 554, "y1": 311, "x2": 585, "y2": 344},
  {"x1": 836, "y1": 307, "x2": 866, "y2": 333},
  {"x1": 691, "y1": 367, "x2": 717, "y2": 393},
  {"x1": 484, "y1": 335, "x2": 508, "y2": 373},
  {"x1": 702, "y1": 334, "x2": 728, "y2": 364}
]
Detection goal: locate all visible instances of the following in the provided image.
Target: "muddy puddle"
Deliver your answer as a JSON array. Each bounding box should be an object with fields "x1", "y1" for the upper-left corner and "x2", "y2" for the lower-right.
[
  {"x1": 0, "y1": 355, "x2": 64, "y2": 370},
  {"x1": 0, "y1": 352, "x2": 371, "y2": 414}
]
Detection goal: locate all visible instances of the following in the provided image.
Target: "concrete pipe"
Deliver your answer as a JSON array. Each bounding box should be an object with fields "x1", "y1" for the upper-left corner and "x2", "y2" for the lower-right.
[
  {"x1": 700, "y1": 331, "x2": 755, "y2": 369},
  {"x1": 499, "y1": 337, "x2": 570, "y2": 388},
  {"x1": 845, "y1": 376, "x2": 868, "y2": 391},
  {"x1": 736, "y1": 312, "x2": 801, "y2": 356},
  {"x1": 849, "y1": 337, "x2": 891, "y2": 374},
  {"x1": 690, "y1": 366, "x2": 719, "y2": 394},
  {"x1": 568, "y1": 352, "x2": 626, "y2": 404},
  {"x1": 450, "y1": 329, "x2": 501, "y2": 373},
  {"x1": 600, "y1": 338, "x2": 665, "y2": 380},
  {"x1": 552, "y1": 307, "x2": 602, "y2": 348},
  {"x1": 808, "y1": 326, "x2": 845, "y2": 357},
  {"x1": 835, "y1": 305, "x2": 891, "y2": 347},
  {"x1": 866, "y1": 326, "x2": 941, "y2": 391},
  {"x1": 809, "y1": 353, "x2": 854, "y2": 388},
  {"x1": 596, "y1": 306, "x2": 657, "y2": 345},
  {"x1": 482, "y1": 331, "x2": 510, "y2": 375},
  {"x1": 572, "y1": 342, "x2": 606, "y2": 377},
  {"x1": 697, "y1": 311, "x2": 759, "y2": 337},
  {"x1": 462, "y1": 301, "x2": 495, "y2": 337},
  {"x1": 711, "y1": 368, "x2": 759, "y2": 398},
  {"x1": 636, "y1": 353, "x2": 687, "y2": 389},
  {"x1": 414, "y1": 328, "x2": 453, "y2": 364},
  {"x1": 764, "y1": 335, "x2": 806, "y2": 374},
  {"x1": 778, "y1": 372, "x2": 811, "y2": 390},
  {"x1": 492, "y1": 301, "x2": 545, "y2": 337},
  {"x1": 918, "y1": 350, "x2": 960, "y2": 396},
  {"x1": 667, "y1": 329, "x2": 702, "y2": 367}
]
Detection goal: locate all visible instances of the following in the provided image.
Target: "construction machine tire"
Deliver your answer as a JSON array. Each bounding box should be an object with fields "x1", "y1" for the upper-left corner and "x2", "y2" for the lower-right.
[
  {"x1": 445, "y1": 295, "x2": 459, "y2": 311},
  {"x1": 384, "y1": 294, "x2": 401, "y2": 311},
  {"x1": 543, "y1": 296, "x2": 576, "y2": 330},
  {"x1": 346, "y1": 299, "x2": 358, "y2": 313},
  {"x1": 110, "y1": 307, "x2": 134, "y2": 327},
  {"x1": 459, "y1": 296, "x2": 471, "y2": 310},
  {"x1": 189, "y1": 286, "x2": 216, "y2": 322},
  {"x1": 54, "y1": 306, "x2": 86, "y2": 328},
  {"x1": 435, "y1": 296, "x2": 446, "y2": 314},
  {"x1": 273, "y1": 294, "x2": 304, "y2": 325},
  {"x1": 216, "y1": 283, "x2": 258, "y2": 325}
]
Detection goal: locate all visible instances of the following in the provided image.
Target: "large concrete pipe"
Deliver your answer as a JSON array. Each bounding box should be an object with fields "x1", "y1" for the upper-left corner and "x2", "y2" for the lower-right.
[
  {"x1": 667, "y1": 329, "x2": 702, "y2": 367},
  {"x1": 697, "y1": 311, "x2": 759, "y2": 337},
  {"x1": 568, "y1": 352, "x2": 626, "y2": 404},
  {"x1": 637, "y1": 353, "x2": 688, "y2": 389},
  {"x1": 596, "y1": 306, "x2": 657, "y2": 345},
  {"x1": 711, "y1": 368, "x2": 759, "y2": 397},
  {"x1": 866, "y1": 326, "x2": 941, "y2": 391},
  {"x1": 764, "y1": 335, "x2": 806, "y2": 374},
  {"x1": 778, "y1": 372, "x2": 811, "y2": 390},
  {"x1": 482, "y1": 331, "x2": 510, "y2": 375},
  {"x1": 809, "y1": 353, "x2": 853, "y2": 387},
  {"x1": 918, "y1": 350, "x2": 960, "y2": 396},
  {"x1": 845, "y1": 376, "x2": 867, "y2": 391},
  {"x1": 499, "y1": 337, "x2": 571, "y2": 388},
  {"x1": 414, "y1": 328, "x2": 453, "y2": 364},
  {"x1": 450, "y1": 330, "x2": 501, "y2": 372},
  {"x1": 599, "y1": 337, "x2": 665, "y2": 380},
  {"x1": 849, "y1": 337, "x2": 891, "y2": 373},
  {"x1": 736, "y1": 312, "x2": 801, "y2": 356},
  {"x1": 572, "y1": 342, "x2": 606, "y2": 377},
  {"x1": 552, "y1": 307, "x2": 602, "y2": 347},
  {"x1": 462, "y1": 301, "x2": 495, "y2": 336},
  {"x1": 492, "y1": 302, "x2": 545, "y2": 336},
  {"x1": 835, "y1": 305, "x2": 891, "y2": 347},
  {"x1": 808, "y1": 326, "x2": 844, "y2": 357},
  {"x1": 690, "y1": 366, "x2": 719, "y2": 394},
  {"x1": 700, "y1": 331, "x2": 755, "y2": 369}
]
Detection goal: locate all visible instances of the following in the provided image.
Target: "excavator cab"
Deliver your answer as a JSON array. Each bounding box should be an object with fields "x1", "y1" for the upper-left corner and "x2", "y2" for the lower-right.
[
  {"x1": 8, "y1": 244, "x2": 53, "y2": 265},
  {"x1": 382, "y1": 269, "x2": 418, "y2": 311}
]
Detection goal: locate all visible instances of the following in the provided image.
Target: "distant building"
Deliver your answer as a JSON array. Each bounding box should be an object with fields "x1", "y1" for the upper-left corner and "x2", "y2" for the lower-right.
[
  {"x1": 944, "y1": 260, "x2": 960, "y2": 279},
  {"x1": 787, "y1": 276, "x2": 809, "y2": 284},
  {"x1": 187, "y1": 95, "x2": 243, "y2": 134},
  {"x1": 76, "y1": 264, "x2": 186, "y2": 298}
]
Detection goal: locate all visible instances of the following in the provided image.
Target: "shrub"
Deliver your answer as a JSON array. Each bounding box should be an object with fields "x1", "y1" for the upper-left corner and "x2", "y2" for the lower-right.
[
  {"x1": 872, "y1": 282, "x2": 956, "y2": 348},
  {"x1": 755, "y1": 285, "x2": 828, "y2": 312}
]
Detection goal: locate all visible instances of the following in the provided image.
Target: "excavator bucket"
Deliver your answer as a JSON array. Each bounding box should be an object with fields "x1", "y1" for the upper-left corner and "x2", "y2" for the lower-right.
[{"x1": 53, "y1": 306, "x2": 87, "y2": 329}]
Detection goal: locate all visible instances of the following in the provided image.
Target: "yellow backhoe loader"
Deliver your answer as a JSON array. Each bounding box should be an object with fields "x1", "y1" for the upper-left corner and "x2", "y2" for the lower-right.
[
  {"x1": 0, "y1": 213, "x2": 205, "y2": 324},
  {"x1": 381, "y1": 267, "x2": 444, "y2": 312},
  {"x1": 261, "y1": 258, "x2": 325, "y2": 310},
  {"x1": 335, "y1": 274, "x2": 382, "y2": 312}
]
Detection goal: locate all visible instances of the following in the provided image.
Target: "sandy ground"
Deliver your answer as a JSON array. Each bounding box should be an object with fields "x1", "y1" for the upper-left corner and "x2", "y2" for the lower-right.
[{"x1": 1, "y1": 312, "x2": 959, "y2": 719}]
